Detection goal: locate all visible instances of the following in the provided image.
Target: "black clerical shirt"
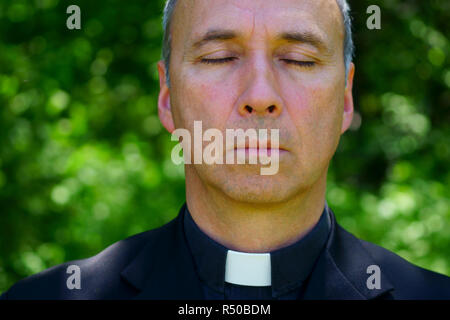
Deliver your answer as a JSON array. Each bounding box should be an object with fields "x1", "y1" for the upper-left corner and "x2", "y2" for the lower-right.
[{"x1": 183, "y1": 203, "x2": 332, "y2": 300}]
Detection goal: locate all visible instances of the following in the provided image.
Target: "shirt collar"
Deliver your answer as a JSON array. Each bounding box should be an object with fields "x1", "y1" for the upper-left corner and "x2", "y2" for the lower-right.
[{"x1": 183, "y1": 202, "x2": 332, "y2": 298}]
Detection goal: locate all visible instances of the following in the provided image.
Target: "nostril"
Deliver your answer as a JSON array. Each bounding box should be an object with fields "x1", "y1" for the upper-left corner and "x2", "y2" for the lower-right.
[
  {"x1": 245, "y1": 105, "x2": 253, "y2": 113},
  {"x1": 268, "y1": 105, "x2": 275, "y2": 113}
]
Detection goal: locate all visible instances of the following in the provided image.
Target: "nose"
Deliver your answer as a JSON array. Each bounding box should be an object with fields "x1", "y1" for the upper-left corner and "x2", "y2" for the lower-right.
[{"x1": 237, "y1": 54, "x2": 283, "y2": 118}]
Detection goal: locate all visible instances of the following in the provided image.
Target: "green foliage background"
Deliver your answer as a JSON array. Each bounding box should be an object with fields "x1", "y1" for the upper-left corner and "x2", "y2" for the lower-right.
[{"x1": 0, "y1": 0, "x2": 449, "y2": 293}]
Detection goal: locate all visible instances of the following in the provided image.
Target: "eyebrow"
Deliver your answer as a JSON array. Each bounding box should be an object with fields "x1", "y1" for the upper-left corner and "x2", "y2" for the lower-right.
[
  {"x1": 190, "y1": 28, "x2": 332, "y2": 55},
  {"x1": 191, "y1": 29, "x2": 238, "y2": 49},
  {"x1": 276, "y1": 31, "x2": 331, "y2": 54}
]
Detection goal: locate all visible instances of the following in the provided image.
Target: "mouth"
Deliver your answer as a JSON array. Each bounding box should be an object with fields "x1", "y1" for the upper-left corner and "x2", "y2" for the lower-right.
[
  {"x1": 232, "y1": 141, "x2": 288, "y2": 157},
  {"x1": 233, "y1": 140, "x2": 287, "y2": 151}
]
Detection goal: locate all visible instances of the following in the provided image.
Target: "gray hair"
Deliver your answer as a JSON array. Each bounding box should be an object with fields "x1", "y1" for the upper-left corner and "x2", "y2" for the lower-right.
[{"x1": 162, "y1": 0, "x2": 354, "y2": 87}]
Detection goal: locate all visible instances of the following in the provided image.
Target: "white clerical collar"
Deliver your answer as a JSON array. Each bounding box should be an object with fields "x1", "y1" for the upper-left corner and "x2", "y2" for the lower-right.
[{"x1": 224, "y1": 250, "x2": 271, "y2": 286}]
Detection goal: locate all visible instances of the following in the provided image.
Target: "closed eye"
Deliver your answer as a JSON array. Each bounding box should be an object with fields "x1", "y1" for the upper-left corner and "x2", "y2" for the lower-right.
[
  {"x1": 281, "y1": 59, "x2": 316, "y2": 68},
  {"x1": 200, "y1": 57, "x2": 237, "y2": 65},
  {"x1": 199, "y1": 57, "x2": 315, "y2": 68}
]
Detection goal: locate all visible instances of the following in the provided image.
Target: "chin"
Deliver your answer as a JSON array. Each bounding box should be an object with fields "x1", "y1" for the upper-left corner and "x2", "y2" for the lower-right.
[
  {"x1": 223, "y1": 189, "x2": 295, "y2": 204},
  {"x1": 211, "y1": 169, "x2": 302, "y2": 205}
]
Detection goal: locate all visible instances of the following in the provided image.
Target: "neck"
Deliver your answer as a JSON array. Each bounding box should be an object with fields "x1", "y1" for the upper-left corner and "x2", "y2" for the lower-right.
[{"x1": 185, "y1": 167, "x2": 328, "y2": 253}]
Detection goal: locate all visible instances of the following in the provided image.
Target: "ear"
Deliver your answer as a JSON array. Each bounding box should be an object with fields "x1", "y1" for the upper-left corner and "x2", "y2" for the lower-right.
[
  {"x1": 157, "y1": 60, "x2": 175, "y2": 133},
  {"x1": 340, "y1": 62, "x2": 355, "y2": 134}
]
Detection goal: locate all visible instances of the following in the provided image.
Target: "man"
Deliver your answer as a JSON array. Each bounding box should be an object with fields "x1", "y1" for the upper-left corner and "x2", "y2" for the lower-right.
[{"x1": 1, "y1": 0, "x2": 449, "y2": 300}]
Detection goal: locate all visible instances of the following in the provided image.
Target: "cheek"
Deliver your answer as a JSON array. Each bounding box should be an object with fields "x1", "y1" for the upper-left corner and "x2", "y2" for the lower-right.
[
  {"x1": 176, "y1": 76, "x2": 237, "y2": 128},
  {"x1": 284, "y1": 82, "x2": 343, "y2": 155},
  {"x1": 292, "y1": 81, "x2": 342, "y2": 126}
]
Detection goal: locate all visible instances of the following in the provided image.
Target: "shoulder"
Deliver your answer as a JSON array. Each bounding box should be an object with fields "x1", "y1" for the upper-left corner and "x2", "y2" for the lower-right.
[
  {"x1": 337, "y1": 225, "x2": 450, "y2": 299},
  {"x1": 0, "y1": 219, "x2": 176, "y2": 300}
]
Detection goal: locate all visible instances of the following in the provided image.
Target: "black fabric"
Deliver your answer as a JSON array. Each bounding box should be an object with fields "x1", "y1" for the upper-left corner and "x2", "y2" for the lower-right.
[
  {"x1": 1, "y1": 202, "x2": 450, "y2": 300},
  {"x1": 183, "y1": 203, "x2": 331, "y2": 299}
]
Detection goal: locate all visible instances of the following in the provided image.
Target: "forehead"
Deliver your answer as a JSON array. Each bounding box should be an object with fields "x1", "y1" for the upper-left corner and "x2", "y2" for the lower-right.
[{"x1": 171, "y1": 0, "x2": 343, "y2": 48}]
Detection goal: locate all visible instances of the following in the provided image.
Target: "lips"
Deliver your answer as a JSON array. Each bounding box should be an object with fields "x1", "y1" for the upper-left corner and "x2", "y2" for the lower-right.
[
  {"x1": 233, "y1": 140, "x2": 286, "y2": 152},
  {"x1": 232, "y1": 143, "x2": 287, "y2": 160}
]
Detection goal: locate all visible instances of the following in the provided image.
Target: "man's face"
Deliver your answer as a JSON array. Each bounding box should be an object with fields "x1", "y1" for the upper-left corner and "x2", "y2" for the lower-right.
[{"x1": 158, "y1": 0, "x2": 354, "y2": 204}]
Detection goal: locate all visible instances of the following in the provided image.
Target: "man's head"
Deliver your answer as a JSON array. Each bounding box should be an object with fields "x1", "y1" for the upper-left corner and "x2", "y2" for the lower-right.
[
  {"x1": 162, "y1": 0, "x2": 354, "y2": 87},
  {"x1": 157, "y1": 0, "x2": 355, "y2": 204}
]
